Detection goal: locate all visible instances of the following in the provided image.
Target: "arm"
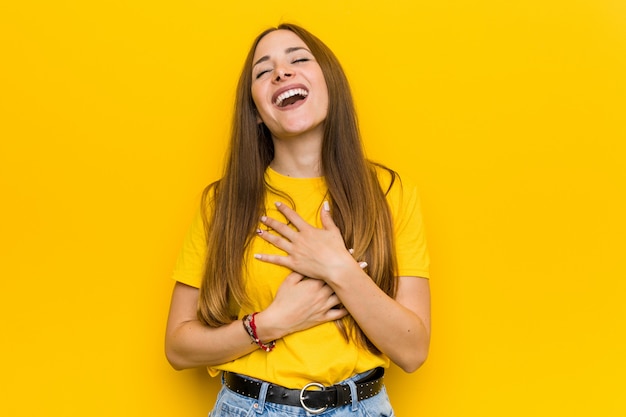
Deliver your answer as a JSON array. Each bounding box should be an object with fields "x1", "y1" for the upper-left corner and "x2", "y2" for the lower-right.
[
  {"x1": 324, "y1": 271, "x2": 430, "y2": 373},
  {"x1": 254, "y1": 202, "x2": 431, "y2": 372},
  {"x1": 165, "y1": 281, "x2": 256, "y2": 370},
  {"x1": 165, "y1": 273, "x2": 348, "y2": 370}
]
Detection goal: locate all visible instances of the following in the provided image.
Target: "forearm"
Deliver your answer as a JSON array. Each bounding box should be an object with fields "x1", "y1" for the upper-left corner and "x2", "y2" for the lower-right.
[
  {"x1": 165, "y1": 283, "x2": 261, "y2": 370},
  {"x1": 165, "y1": 317, "x2": 258, "y2": 370},
  {"x1": 165, "y1": 275, "x2": 348, "y2": 370},
  {"x1": 327, "y1": 266, "x2": 431, "y2": 372}
]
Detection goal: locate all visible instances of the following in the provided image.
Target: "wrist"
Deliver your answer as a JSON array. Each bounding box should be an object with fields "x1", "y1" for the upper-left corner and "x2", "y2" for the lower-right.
[
  {"x1": 253, "y1": 309, "x2": 288, "y2": 342},
  {"x1": 325, "y1": 260, "x2": 368, "y2": 289},
  {"x1": 242, "y1": 313, "x2": 276, "y2": 352}
]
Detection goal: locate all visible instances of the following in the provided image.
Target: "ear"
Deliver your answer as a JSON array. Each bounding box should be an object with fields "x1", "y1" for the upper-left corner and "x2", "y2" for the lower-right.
[{"x1": 254, "y1": 108, "x2": 264, "y2": 124}]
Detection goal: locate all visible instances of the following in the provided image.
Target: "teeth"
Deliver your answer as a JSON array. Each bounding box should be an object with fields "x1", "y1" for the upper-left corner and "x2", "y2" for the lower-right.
[{"x1": 274, "y1": 88, "x2": 308, "y2": 106}]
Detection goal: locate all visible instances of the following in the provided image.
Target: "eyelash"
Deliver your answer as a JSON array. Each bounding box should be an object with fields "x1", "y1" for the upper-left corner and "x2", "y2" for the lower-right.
[
  {"x1": 255, "y1": 58, "x2": 310, "y2": 79},
  {"x1": 256, "y1": 70, "x2": 270, "y2": 79}
]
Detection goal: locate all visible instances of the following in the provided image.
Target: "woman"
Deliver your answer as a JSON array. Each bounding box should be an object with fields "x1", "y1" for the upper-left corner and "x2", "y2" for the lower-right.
[{"x1": 165, "y1": 23, "x2": 431, "y2": 416}]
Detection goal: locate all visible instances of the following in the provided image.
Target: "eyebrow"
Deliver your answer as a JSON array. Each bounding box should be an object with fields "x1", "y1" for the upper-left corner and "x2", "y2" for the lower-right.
[{"x1": 253, "y1": 46, "x2": 311, "y2": 68}]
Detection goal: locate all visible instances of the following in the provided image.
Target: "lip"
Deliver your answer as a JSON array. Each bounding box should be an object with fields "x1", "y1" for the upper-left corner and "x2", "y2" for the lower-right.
[{"x1": 271, "y1": 84, "x2": 309, "y2": 109}]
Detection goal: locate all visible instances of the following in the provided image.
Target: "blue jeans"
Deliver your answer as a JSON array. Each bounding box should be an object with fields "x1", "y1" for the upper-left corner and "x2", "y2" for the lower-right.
[{"x1": 209, "y1": 370, "x2": 395, "y2": 417}]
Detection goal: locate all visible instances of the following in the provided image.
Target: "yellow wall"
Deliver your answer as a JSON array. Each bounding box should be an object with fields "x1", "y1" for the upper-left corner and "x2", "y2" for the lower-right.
[{"x1": 1, "y1": 1, "x2": 625, "y2": 416}]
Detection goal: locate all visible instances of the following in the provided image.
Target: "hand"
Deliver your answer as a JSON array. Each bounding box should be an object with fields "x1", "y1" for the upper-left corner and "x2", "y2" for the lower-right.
[
  {"x1": 256, "y1": 271, "x2": 347, "y2": 340},
  {"x1": 254, "y1": 201, "x2": 361, "y2": 282}
]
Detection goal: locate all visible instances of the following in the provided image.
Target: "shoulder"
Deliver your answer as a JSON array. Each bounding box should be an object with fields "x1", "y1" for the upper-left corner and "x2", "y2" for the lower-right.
[
  {"x1": 369, "y1": 162, "x2": 422, "y2": 215},
  {"x1": 369, "y1": 162, "x2": 419, "y2": 195},
  {"x1": 201, "y1": 178, "x2": 222, "y2": 209},
  {"x1": 370, "y1": 162, "x2": 397, "y2": 192}
]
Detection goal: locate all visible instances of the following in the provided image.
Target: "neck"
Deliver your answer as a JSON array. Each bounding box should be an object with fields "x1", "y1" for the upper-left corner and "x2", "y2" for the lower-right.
[{"x1": 270, "y1": 131, "x2": 323, "y2": 178}]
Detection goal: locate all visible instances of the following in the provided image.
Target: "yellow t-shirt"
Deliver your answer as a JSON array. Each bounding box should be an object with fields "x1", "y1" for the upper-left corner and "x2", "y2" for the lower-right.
[{"x1": 172, "y1": 166, "x2": 429, "y2": 388}]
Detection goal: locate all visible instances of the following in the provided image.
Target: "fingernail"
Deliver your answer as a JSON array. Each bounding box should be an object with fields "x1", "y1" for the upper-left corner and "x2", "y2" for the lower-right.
[
  {"x1": 275, "y1": 201, "x2": 282, "y2": 207},
  {"x1": 348, "y1": 248, "x2": 355, "y2": 254},
  {"x1": 359, "y1": 261, "x2": 368, "y2": 269},
  {"x1": 256, "y1": 228, "x2": 263, "y2": 235},
  {"x1": 260, "y1": 216, "x2": 267, "y2": 222},
  {"x1": 323, "y1": 200, "x2": 330, "y2": 212},
  {"x1": 254, "y1": 254, "x2": 262, "y2": 260}
]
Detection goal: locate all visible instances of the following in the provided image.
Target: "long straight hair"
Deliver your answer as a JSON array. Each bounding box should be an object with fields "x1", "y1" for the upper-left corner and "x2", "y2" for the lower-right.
[{"x1": 198, "y1": 23, "x2": 398, "y2": 353}]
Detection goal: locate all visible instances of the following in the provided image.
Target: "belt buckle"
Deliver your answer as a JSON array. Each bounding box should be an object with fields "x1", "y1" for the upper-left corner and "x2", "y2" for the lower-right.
[{"x1": 299, "y1": 382, "x2": 328, "y2": 415}]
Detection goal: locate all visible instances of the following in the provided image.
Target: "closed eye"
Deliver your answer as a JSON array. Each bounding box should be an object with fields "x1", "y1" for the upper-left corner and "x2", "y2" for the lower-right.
[{"x1": 255, "y1": 69, "x2": 271, "y2": 79}]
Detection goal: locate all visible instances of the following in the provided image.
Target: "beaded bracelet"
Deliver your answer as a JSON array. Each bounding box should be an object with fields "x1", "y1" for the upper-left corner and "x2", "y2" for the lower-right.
[
  {"x1": 242, "y1": 313, "x2": 276, "y2": 352},
  {"x1": 242, "y1": 314, "x2": 255, "y2": 343}
]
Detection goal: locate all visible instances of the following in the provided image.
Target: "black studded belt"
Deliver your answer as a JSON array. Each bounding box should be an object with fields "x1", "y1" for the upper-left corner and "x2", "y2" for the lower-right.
[{"x1": 223, "y1": 367, "x2": 385, "y2": 415}]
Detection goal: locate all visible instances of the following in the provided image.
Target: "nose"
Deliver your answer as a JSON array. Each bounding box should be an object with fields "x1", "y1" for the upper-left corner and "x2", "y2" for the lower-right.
[{"x1": 274, "y1": 67, "x2": 293, "y2": 82}]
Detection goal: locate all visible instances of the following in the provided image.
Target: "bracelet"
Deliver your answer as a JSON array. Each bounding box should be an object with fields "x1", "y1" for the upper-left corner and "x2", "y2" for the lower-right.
[
  {"x1": 242, "y1": 314, "x2": 255, "y2": 343},
  {"x1": 242, "y1": 313, "x2": 276, "y2": 352}
]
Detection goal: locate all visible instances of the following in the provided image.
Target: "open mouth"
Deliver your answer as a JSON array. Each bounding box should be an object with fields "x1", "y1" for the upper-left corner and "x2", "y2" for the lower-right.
[{"x1": 274, "y1": 88, "x2": 309, "y2": 108}]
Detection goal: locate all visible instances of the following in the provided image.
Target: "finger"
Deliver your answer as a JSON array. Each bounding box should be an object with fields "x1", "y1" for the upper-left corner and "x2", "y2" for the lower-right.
[
  {"x1": 325, "y1": 307, "x2": 348, "y2": 321},
  {"x1": 319, "y1": 200, "x2": 339, "y2": 231},
  {"x1": 253, "y1": 253, "x2": 291, "y2": 269},
  {"x1": 256, "y1": 227, "x2": 293, "y2": 252},
  {"x1": 274, "y1": 202, "x2": 312, "y2": 231},
  {"x1": 326, "y1": 293, "x2": 343, "y2": 309},
  {"x1": 260, "y1": 215, "x2": 298, "y2": 241},
  {"x1": 297, "y1": 275, "x2": 328, "y2": 289},
  {"x1": 283, "y1": 271, "x2": 305, "y2": 285}
]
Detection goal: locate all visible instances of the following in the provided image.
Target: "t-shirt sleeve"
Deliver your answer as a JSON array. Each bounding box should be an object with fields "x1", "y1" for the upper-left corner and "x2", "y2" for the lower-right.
[
  {"x1": 171, "y1": 209, "x2": 207, "y2": 288},
  {"x1": 387, "y1": 174, "x2": 430, "y2": 279}
]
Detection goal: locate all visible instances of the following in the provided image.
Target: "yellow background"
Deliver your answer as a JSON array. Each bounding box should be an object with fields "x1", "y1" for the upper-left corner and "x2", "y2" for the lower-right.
[{"x1": 1, "y1": 1, "x2": 625, "y2": 416}]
